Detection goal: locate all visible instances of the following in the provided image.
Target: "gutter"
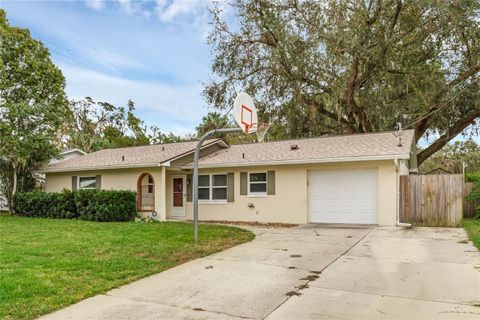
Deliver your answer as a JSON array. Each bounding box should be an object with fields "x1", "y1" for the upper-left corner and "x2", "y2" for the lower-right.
[
  {"x1": 394, "y1": 159, "x2": 412, "y2": 228},
  {"x1": 182, "y1": 154, "x2": 411, "y2": 169},
  {"x1": 38, "y1": 162, "x2": 164, "y2": 173}
]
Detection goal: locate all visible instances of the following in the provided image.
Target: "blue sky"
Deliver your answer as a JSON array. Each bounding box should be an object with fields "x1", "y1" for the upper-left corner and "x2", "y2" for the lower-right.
[
  {"x1": 1, "y1": 0, "x2": 477, "y2": 145},
  {"x1": 1, "y1": 0, "x2": 219, "y2": 135}
]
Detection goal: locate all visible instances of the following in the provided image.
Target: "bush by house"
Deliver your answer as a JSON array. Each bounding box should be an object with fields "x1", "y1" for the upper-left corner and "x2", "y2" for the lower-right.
[{"x1": 13, "y1": 189, "x2": 137, "y2": 222}]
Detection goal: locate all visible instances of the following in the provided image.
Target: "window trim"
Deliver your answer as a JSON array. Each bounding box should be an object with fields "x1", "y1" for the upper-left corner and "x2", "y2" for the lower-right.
[
  {"x1": 248, "y1": 172, "x2": 268, "y2": 197},
  {"x1": 137, "y1": 173, "x2": 155, "y2": 212},
  {"x1": 198, "y1": 173, "x2": 228, "y2": 203},
  {"x1": 77, "y1": 176, "x2": 97, "y2": 190}
]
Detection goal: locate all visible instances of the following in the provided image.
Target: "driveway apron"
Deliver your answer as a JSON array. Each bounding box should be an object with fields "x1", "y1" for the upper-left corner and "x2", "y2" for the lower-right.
[{"x1": 40, "y1": 226, "x2": 480, "y2": 320}]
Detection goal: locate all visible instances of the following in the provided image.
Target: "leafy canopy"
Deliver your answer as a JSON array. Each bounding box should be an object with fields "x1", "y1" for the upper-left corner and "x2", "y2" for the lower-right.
[
  {"x1": 0, "y1": 9, "x2": 69, "y2": 208},
  {"x1": 205, "y1": 0, "x2": 480, "y2": 164},
  {"x1": 64, "y1": 97, "x2": 184, "y2": 153},
  {"x1": 419, "y1": 140, "x2": 480, "y2": 174}
]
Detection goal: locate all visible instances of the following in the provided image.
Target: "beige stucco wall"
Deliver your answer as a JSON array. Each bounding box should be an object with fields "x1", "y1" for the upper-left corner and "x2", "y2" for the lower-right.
[
  {"x1": 175, "y1": 160, "x2": 398, "y2": 225},
  {"x1": 45, "y1": 167, "x2": 168, "y2": 219},
  {"x1": 45, "y1": 159, "x2": 399, "y2": 225}
]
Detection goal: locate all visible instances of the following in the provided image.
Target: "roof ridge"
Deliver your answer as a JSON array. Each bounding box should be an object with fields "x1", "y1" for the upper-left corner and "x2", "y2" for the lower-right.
[
  {"x1": 231, "y1": 129, "x2": 414, "y2": 146},
  {"x1": 86, "y1": 138, "x2": 221, "y2": 155}
]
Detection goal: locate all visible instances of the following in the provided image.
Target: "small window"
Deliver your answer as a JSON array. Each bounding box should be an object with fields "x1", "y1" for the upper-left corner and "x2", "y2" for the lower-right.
[
  {"x1": 198, "y1": 174, "x2": 227, "y2": 202},
  {"x1": 249, "y1": 172, "x2": 267, "y2": 195},
  {"x1": 138, "y1": 173, "x2": 155, "y2": 211},
  {"x1": 147, "y1": 175, "x2": 154, "y2": 193},
  {"x1": 79, "y1": 176, "x2": 96, "y2": 189},
  {"x1": 212, "y1": 174, "x2": 227, "y2": 200},
  {"x1": 198, "y1": 175, "x2": 210, "y2": 200}
]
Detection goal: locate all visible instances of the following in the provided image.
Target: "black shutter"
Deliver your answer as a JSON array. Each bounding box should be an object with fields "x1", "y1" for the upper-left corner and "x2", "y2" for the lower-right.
[
  {"x1": 267, "y1": 171, "x2": 275, "y2": 195},
  {"x1": 186, "y1": 174, "x2": 192, "y2": 202},
  {"x1": 95, "y1": 175, "x2": 102, "y2": 190},
  {"x1": 227, "y1": 172, "x2": 234, "y2": 202},
  {"x1": 72, "y1": 176, "x2": 77, "y2": 191},
  {"x1": 240, "y1": 172, "x2": 247, "y2": 195}
]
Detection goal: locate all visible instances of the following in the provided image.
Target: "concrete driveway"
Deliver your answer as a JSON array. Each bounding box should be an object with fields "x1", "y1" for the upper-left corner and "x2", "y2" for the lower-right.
[{"x1": 41, "y1": 225, "x2": 480, "y2": 320}]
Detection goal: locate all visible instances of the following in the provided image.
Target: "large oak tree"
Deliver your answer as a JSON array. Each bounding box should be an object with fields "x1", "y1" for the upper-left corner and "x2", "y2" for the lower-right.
[{"x1": 204, "y1": 0, "x2": 480, "y2": 165}]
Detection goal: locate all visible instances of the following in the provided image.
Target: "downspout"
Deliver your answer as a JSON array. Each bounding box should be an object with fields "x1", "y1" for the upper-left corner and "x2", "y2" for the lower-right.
[{"x1": 394, "y1": 159, "x2": 412, "y2": 228}]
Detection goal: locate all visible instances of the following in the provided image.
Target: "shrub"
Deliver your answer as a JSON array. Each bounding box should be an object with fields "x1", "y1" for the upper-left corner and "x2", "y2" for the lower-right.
[
  {"x1": 75, "y1": 189, "x2": 137, "y2": 222},
  {"x1": 13, "y1": 190, "x2": 76, "y2": 219},
  {"x1": 466, "y1": 172, "x2": 480, "y2": 183},
  {"x1": 14, "y1": 189, "x2": 137, "y2": 222},
  {"x1": 467, "y1": 180, "x2": 480, "y2": 219}
]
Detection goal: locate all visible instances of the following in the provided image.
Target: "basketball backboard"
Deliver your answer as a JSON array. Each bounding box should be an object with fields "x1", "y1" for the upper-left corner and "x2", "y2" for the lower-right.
[{"x1": 233, "y1": 92, "x2": 258, "y2": 134}]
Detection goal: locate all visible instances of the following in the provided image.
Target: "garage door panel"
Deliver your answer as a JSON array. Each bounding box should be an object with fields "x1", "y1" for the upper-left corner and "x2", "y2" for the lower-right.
[{"x1": 308, "y1": 169, "x2": 378, "y2": 224}]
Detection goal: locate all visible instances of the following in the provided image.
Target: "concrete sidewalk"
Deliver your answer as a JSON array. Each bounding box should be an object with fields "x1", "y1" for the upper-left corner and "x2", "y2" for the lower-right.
[{"x1": 40, "y1": 226, "x2": 480, "y2": 320}]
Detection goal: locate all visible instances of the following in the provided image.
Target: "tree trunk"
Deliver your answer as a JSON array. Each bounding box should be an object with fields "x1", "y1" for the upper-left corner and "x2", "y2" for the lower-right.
[{"x1": 9, "y1": 162, "x2": 17, "y2": 212}]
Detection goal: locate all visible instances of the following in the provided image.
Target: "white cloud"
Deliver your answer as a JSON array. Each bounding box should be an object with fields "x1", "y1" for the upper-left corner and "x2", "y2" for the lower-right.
[
  {"x1": 83, "y1": 45, "x2": 145, "y2": 72},
  {"x1": 85, "y1": 0, "x2": 105, "y2": 11},
  {"x1": 60, "y1": 64, "x2": 206, "y2": 135},
  {"x1": 116, "y1": 0, "x2": 134, "y2": 15},
  {"x1": 155, "y1": 0, "x2": 209, "y2": 22}
]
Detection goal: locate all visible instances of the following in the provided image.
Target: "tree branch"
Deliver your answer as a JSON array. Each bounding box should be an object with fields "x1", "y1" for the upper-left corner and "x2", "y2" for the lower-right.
[
  {"x1": 344, "y1": 57, "x2": 372, "y2": 132},
  {"x1": 301, "y1": 95, "x2": 357, "y2": 132},
  {"x1": 417, "y1": 108, "x2": 480, "y2": 165}
]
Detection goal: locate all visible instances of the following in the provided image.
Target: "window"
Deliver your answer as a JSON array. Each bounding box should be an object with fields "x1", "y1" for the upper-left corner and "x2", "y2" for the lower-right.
[
  {"x1": 212, "y1": 174, "x2": 227, "y2": 200},
  {"x1": 137, "y1": 173, "x2": 155, "y2": 211},
  {"x1": 78, "y1": 176, "x2": 96, "y2": 189},
  {"x1": 248, "y1": 172, "x2": 267, "y2": 195},
  {"x1": 198, "y1": 175, "x2": 210, "y2": 200},
  {"x1": 147, "y1": 175, "x2": 154, "y2": 194},
  {"x1": 198, "y1": 174, "x2": 227, "y2": 202}
]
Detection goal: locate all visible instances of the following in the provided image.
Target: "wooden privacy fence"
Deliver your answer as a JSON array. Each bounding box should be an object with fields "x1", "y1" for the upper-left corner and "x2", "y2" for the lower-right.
[{"x1": 400, "y1": 174, "x2": 464, "y2": 227}]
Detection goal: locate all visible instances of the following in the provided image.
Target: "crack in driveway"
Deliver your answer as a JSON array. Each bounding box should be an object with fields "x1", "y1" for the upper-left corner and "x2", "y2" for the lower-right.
[{"x1": 262, "y1": 228, "x2": 374, "y2": 319}]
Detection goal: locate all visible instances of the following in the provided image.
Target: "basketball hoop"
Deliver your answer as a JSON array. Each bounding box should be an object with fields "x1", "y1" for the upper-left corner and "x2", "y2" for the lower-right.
[
  {"x1": 250, "y1": 122, "x2": 271, "y2": 142},
  {"x1": 233, "y1": 92, "x2": 271, "y2": 142}
]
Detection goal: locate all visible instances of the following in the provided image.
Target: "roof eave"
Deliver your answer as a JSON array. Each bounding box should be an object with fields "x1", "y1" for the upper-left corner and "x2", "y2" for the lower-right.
[
  {"x1": 40, "y1": 139, "x2": 230, "y2": 173},
  {"x1": 159, "y1": 139, "x2": 228, "y2": 165},
  {"x1": 60, "y1": 148, "x2": 87, "y2": 155},
  {"x1": 39, "y1": 162, "x2": 164, "y2": 173},
  {"x1": 181, "y1": 154, "x2": 411, "y2": 169}
]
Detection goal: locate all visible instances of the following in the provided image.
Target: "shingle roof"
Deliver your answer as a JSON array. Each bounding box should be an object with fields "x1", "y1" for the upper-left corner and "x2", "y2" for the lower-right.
[
  {"x1": 43, "y1": 139, "x2": 223, "y2": 172},
  {"x1": 191, "y1": 130, "x2": 415, "y2": 168},
  {"x1": 42, "y1": 130, "x2": 415, "y2": 172}
]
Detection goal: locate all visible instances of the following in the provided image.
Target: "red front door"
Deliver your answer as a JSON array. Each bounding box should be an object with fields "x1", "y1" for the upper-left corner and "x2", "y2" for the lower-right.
[{"x1": 173, "y1": 178, "x2": 183, "y2": 208}]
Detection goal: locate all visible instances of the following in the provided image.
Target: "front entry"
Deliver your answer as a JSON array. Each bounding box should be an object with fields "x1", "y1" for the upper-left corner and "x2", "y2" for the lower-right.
[{"x1": 171, "y1": 176, "x2": 186, "y2": 217}]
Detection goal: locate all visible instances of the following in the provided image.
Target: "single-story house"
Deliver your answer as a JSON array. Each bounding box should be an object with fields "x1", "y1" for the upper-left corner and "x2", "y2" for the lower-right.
[
  {"x1": 0, "y1": 149, "x2": 87, "y2": 211},
  {"x1": 41, "y1": 130, "x2": 417, "y2": 225}
]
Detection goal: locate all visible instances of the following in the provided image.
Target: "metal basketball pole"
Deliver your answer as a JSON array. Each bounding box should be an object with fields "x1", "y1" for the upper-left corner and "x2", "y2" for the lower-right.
[{"x1": 193, "y1": 127, "x2": 243, "y2": 242}]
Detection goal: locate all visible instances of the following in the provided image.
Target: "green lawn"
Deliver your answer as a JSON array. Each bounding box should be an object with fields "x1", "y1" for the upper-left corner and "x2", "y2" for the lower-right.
[
  {"x1": 464, "y1": 218, "x2": 480, "y2": 250},
  {"x1": 0, "y1": 215, "x2": 254, "y2": 320}
]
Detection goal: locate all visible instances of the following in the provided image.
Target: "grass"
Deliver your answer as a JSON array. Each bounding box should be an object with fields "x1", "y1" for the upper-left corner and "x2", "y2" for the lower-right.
[
  {"x1": 463, "y1": 218, "x2": 480, "y2": 250},
  {"x1": 0, "y1": 215, "x2": 254, "y2": 320}
]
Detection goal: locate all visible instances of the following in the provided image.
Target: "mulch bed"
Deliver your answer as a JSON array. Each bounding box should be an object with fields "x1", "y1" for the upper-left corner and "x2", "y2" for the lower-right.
[{"x1": 198, "y1": 220, "x2": 299, "y2": 229}]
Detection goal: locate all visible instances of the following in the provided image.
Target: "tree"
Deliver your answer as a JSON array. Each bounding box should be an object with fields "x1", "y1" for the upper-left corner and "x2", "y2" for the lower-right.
[
  {"x1": 64, "y1": 97, "x2": 184, "y2": 152},
  {"x1": 0, "y1": 9, "x2": 69, "y2": 209},
  {"x1": 195, "y1": 111, "x2": 229, "y2": 137},
  {"x1": 148, "y1": 126, "x2": 185, "y2": 144},
  {"x1": 420, "y1": 140, "x2": 480, "y2": 174},
  {"x1": 64, "y1": 98, "x2": 150, "y2": 153},
  {"x1": 205, "y1": 0, "x2": 480, "y2": 165}
]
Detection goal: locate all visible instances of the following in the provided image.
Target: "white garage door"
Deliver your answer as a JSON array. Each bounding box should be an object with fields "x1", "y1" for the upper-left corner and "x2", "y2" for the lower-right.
[{"x1": 308, "y1": 169, "x2": 378, "y2": 224}]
